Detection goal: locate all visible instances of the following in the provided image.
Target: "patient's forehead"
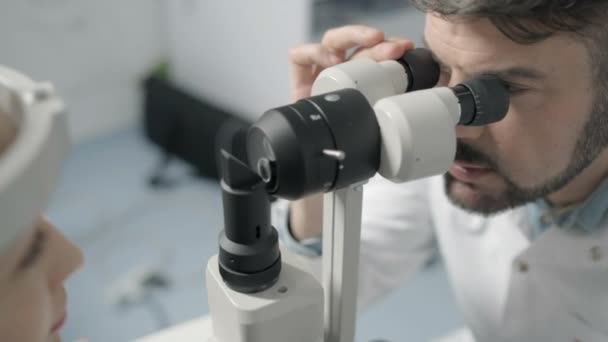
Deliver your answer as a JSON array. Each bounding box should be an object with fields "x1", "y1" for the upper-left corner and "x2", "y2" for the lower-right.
[{"x1": 0, "y1": 109, "x2": 16, "y2": 155}]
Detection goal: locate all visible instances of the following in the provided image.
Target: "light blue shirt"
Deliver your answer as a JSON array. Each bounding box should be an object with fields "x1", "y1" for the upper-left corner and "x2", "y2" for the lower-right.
[
  {"x1": 526, "y1": 178, "x2": 608, "y2": 239},
  {"x1": 272, "y1": 198, "x2": 323, "y2": 256},
  {"x1": 274, "y1": 178, "x2": 608, "y2": 255}
]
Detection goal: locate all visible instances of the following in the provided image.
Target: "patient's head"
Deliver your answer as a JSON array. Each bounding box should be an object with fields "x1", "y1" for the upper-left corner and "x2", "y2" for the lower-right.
[{"x1": 0, "y1": 107, "x2": 83, "y2": 341}]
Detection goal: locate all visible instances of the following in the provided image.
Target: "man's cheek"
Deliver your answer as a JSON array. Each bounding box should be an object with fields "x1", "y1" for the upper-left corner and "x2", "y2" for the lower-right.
[{"x1": 491, "y1": 132, "x2": 542, "y2": 182}]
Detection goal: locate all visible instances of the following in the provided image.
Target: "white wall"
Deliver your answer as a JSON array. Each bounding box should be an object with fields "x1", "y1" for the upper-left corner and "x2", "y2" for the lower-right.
[
  {"x1": 167, "y1": 0, "x2": 312, "y2": 122},
  {"x1": 0, "y1": 1, "x2": 423, "y2": 141},
  {"x1": 0, "y1": 0, "x2": 168, "y2": 142}
]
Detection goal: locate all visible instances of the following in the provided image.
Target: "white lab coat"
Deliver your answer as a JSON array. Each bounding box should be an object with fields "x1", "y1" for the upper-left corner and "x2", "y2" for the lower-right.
[{"x1": 355, "y1": 175, "x2": 608, "y2": 342}]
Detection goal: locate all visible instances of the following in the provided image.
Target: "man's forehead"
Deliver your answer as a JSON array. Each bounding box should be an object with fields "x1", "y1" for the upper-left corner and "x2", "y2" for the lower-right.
[
  {"x1": 421, "y1": 14, "x2": 565, "y2": 80},
  {"x1": 423, "y1": 13, "x2": 521, "y2": 55}
]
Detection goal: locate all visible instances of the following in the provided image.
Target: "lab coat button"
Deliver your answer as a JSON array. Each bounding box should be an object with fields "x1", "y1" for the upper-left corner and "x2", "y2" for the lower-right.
[
  {"x1": 516, "y1": 260, "x2": 529, "y2": 273},
  {"x1": 590, "y1": 246, "x2": 602, "y2": 262},
  {"x1": 461, "y1": 215, "x2": 485, "y2": 233}
]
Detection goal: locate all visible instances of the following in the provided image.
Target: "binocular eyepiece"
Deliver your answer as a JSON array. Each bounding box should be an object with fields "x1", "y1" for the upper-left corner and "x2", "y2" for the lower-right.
[
  {"x1": 247, "y1": 49, "x2": 509, "y2": 199},
  {"x1": 217, "y1": 48, "x2": 510, "y2": 294}
]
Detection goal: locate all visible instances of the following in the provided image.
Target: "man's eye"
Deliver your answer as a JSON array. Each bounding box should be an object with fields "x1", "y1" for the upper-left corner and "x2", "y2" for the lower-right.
[
  {"x1": 439, "y1": 67, "x2": 451, "y2": 77},
  {"x1": 504, "y1": 82, "x2": 528, "y2": 95},
  {"x1": 19, "y1": 229, "x2": 47, "y2": 269},
  {"x1": 436, "y1": 69, "x2": 451, "y2": 86}
]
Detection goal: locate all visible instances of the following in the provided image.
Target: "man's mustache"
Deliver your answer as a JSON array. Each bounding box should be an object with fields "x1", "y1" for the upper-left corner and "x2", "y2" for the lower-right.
[{"x1": 455, "y1": 141, "x2": 497, "y2": 170}]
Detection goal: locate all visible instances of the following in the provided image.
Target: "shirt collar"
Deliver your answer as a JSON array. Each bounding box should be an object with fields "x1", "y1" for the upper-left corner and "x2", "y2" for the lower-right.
[{"x1": 526, "y1": 177, "x2": 608, "y2": 239}]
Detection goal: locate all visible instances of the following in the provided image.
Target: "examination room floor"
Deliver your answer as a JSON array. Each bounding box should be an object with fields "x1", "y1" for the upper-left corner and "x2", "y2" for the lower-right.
[{"x1": 48, "y1": 129, "x2": 463, "y2": 342}]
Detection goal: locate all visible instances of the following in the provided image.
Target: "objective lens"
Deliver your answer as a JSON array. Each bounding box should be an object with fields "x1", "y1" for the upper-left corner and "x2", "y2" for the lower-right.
[{"x1": 257, "y1": 158, "x2": 273, "y2": 184}]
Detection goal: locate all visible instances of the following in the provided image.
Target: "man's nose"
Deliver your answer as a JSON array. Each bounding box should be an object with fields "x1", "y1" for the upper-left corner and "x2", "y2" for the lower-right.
[{"x1": 456, "y1": 125, "x2": 485, "y2": 139}]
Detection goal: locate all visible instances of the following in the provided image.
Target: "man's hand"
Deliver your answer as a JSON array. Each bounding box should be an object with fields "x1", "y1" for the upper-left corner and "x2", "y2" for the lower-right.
[
  {"x1": 288, "y1": 25, "x2": 414, "y2": 101},
  {"x1": 286, "y1": 25, "x2": 414, "y2": 241}
]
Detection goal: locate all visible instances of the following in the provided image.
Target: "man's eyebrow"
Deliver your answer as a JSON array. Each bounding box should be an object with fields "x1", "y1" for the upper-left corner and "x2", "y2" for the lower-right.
[
  {"x1": 420, "y1": 35, "x2": 547, "y2": 81},
  {"x1": 475, "y1": 67, "x2": 547, "y2": 82}
]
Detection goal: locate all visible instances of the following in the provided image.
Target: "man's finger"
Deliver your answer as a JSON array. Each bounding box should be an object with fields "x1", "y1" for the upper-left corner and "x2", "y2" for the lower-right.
[
  {"x1": 289, "y1": 43, "x2": 342, "y2": 67},
  {"x1": 321, "y1": 25, "x2": 385, "y2": 52},
  {"x1": 350, "y1": 39, "x2": 415, "y2": 61}
]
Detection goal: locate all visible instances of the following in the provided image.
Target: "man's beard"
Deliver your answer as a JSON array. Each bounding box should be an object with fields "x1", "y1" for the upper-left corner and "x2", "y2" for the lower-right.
[{"x1": 445, "y1": 92, "x2": 608, "y2": 215}]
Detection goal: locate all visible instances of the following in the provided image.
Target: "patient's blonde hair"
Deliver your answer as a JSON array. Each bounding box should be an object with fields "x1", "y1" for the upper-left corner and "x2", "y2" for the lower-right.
[{"x1": 0, "y1": 109, "x2": 16, "y2": 155}]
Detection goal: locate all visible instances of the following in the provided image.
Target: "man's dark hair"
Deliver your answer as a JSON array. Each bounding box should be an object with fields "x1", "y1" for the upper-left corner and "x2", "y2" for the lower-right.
[
  {"x1": 410, "y1": 1, "x2": 607, "y2": 42},
  {"x1": 410, "y1": 0, "x2": 608, "y2": 94}
]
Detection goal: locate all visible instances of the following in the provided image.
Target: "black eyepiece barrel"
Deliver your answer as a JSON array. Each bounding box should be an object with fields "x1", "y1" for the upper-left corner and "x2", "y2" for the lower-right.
[{"x1": 453, "y1": 76, "x2": 510, "y2": 126}]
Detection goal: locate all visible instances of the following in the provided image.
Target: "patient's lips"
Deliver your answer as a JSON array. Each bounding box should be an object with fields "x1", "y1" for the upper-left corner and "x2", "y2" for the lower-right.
[{"x1": 51, "y1": 312, "x2": 67, "y2": 333}]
